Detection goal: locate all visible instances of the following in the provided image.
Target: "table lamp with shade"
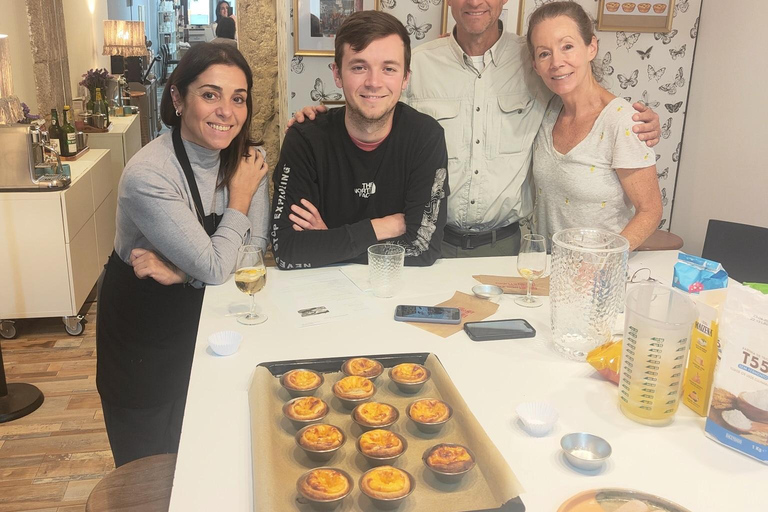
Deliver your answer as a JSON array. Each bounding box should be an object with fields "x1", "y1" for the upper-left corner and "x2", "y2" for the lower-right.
[
  {"x1": 0, "y1": 34, "x2": 24, "y2": 125},
  {"x1": 103, "y1": 20, "x2": 147, "y2": 84}
]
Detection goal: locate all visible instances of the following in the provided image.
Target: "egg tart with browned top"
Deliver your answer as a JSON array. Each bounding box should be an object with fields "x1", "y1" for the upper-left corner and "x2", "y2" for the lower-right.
[
  {"x1": 358, "y1": 429, "x2": 405, "y2": 459},
  {"x1": 389, "y1": 363, "x2": 431, "y2": 394},
  {"x1": 390, "y1": 363, "x2": 429, "y2": 383},
  {"x1": 281, "y1": 369, "x2": 323, "y2": 392},
  {"x1": 425, "y1": 443, "x2": 475, "y2": 473},
  {"x1": 353, "y1": 402, "x2": 398, "y2": 429},
  {"x1": 283, "y1": 396, "x2": 328, "y2": 427},
  {"x1": 408, "y1": 398, "x2": 453, "y2": 433},
  {"x1": 333, "y1": 376, "x2": 374, "y2": 398},
  {"x1": 409, "y1": 398, "x2": 450, "y2": 423},
  {"x1": 360, "y1": 466, "x2": 413, "y2": 502},
  {"x1": 297, "y1": 468, "x2": 352, "y2": 502},
  {"x1": 342, "y1": 357, "x2": 383, "y2": 379},
  {"x1": 298, "y1": 424, "x2": 344, "y2": 451}
]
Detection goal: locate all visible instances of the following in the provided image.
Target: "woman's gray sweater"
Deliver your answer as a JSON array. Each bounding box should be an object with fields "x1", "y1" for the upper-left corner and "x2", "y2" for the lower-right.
[{"x1": 114, "y1": 131, "x2": 270, "y2": 287}]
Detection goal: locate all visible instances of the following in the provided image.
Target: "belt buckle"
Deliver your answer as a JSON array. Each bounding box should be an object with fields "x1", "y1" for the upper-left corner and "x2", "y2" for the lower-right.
[{"x1": 461, "y1": 233, "x2": 474, "y2": 250}]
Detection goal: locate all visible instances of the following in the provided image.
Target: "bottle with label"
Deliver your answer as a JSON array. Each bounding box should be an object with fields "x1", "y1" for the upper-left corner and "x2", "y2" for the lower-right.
[
  {"x1": 61, "y1": 106, "x2": 78, "y2": 156},
  {"x1": 48, "y1": 108, "x2": 62, "y2": 156},
  {"x1": 95, "y1": 88, "x2": 110, "y2": 127}
]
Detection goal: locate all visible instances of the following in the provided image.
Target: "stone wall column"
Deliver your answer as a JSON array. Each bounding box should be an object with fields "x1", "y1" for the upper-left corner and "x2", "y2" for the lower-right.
[
  {"x1": 238, "y1": 0, "x2": 280, "y2": 199},
  {"x1": 25, "y1": 0, "x2": 72, "y2": 116}
]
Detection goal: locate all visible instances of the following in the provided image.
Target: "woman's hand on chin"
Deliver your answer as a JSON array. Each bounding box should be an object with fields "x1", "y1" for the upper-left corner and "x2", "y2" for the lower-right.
[{"x1": 130, "y1": 248, "x2": 186, "y2": 285}]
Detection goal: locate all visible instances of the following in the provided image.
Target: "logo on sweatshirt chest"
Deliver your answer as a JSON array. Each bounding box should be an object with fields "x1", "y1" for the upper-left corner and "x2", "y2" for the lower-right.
[{"x1": 354, "y1": 181, "x2": 376, "y2": 199}]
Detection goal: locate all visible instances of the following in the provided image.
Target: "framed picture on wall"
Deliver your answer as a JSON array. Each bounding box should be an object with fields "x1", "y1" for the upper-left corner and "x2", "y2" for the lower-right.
[
  {"x1": 441, "y1": 1, "x2": 525, "y2": 36},
  {"x1": 597, "y1": 0, "x2": 675, "y2": 33},
  {"x1": 294, "y1": 0, "x2": 381, "y2": 56}
]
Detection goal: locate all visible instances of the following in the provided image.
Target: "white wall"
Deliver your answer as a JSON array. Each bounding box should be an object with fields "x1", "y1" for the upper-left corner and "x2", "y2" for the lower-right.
[
  {"x1": 63, "y1": 0, "x2": 111, "y2": 98},
  {"x1": 670, "y1": 0, "x2": 768, "y2": 256},
  {"x1": 0, "y1": 1, "x2": 37, "y2": 114}
]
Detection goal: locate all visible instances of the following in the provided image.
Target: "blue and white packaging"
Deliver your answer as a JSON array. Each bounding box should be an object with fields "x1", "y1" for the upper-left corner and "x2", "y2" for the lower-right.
[
  {"x1": 673, "y1": 252, "x2": 728, "y2": 294},
  {"x1": 705, "y1": 284, "x2": 768, "y2": 463}
]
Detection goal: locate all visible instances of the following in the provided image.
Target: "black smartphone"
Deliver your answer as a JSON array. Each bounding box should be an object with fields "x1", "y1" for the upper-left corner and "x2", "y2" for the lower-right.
[
  {"x1": 463, "y1": 319, "x2": 536, "y2": 341},
  {"x1": 394, "y1": 305, "x2": 462, "y2": 324}
]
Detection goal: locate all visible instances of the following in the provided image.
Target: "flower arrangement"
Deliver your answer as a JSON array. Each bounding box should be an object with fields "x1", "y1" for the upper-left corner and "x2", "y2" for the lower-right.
[
  {"x1": 17, "y1": 103, "x2": 41, "y2": 124},
  {"x1": 79, "y1": 68, "x2": 113, "y2": 95}
]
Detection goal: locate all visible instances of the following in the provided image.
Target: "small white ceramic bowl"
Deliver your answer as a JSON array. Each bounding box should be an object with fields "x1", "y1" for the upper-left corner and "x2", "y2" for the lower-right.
[
  {"x1": 516, "y1": 401, "x2": 558, "y2": 436},
  {"x1": 208, "y1": 330, "x2": 242, "y2": 356}
]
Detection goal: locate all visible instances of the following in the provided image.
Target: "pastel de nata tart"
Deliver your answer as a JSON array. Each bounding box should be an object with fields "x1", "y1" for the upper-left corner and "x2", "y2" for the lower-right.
[
  {"x1": 653, "y1": 2, "x2": 667, "y2": 13},
  {"x1": 424, "y1": 443, "x2": 475, "y2": 475},
  {"x1": 333, "y1": 376, "x2": 375, "y2": 408},
  {"x1": 283, "y1": 396, "x2": 329, "y2": 427},
  {"x1": 389, "y1": 363, "x2": 431, "y2": 394},
  {"x1": 353, "y1": 402, "x2": 399, "y2": 430},
  {"x1": 297, "y1": 467, "x2": 353, "y2": 504},
  {"x1": 360, "y1": 466, "x2": 414, "y2": 506},
  {"x1": 342, "y1": 357, "x2": 384, "y2": 380},
  {"x1": 357, "y1": 429, "x2": 407, "y2": 463},
  {"x1": 408, "y1": 398, "x2": 453, "y2": 433},
  {"x1": 280, "y1": 368, "x2": 324, "y2": 397},
  {"x1": 296, "y1": 424, "x2": 345, "y2": 461}
]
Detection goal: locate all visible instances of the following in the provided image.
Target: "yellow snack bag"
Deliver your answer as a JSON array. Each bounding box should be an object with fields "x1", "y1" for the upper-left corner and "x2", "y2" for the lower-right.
[{"x1": 587, "y1": 339, "x2": 623, "y2": 385}]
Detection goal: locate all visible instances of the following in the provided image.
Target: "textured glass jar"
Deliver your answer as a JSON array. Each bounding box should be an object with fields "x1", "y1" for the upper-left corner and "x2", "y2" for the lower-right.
[
  {"x1": 368, "y1": 244, "x2": 405, "y2": 298},
  {"x1": 550, "y1": 228, "x2": 629, "y2": 361}
]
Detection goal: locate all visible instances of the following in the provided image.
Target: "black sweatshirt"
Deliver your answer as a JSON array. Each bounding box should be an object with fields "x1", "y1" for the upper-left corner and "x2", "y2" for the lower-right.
[{"x1": 271, "y1": 102, "x2": 449, "y2": 270}]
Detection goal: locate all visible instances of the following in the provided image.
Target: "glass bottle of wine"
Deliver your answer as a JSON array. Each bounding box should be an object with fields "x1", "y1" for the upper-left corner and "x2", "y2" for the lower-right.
[
  {"x1": 95, "y1": 88, "x2": 110, "y2": 127},
  {"x1": 86, "y1": 90, "x2": 95, "y2": 118},
  {"x1": 61, "y1": 106, "x2": 78, "y2": 157},
  {"x1": 48, "y1": 108, "x2": 62, "y2": 156}
]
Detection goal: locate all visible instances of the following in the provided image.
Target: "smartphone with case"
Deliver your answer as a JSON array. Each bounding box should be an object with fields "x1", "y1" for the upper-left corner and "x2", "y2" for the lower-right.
[
  {"x1": 464, "y1": 319, "x2": 536, "y2": 341},
  {"x1": 394, "y1": 305, "x2": 462, "y2": 324}
]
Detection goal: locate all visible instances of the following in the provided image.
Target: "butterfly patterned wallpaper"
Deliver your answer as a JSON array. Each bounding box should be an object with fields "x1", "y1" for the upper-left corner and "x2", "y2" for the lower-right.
[
  {"x1": 286, "y1": 0, "x2": 447, "y2": 113},
  {"x1": 284, "y1": 0, "x2": 702, "y2": 229}
]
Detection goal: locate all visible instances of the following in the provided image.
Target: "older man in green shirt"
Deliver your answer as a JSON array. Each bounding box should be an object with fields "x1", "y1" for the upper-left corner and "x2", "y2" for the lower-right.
[{"x1": 291, "y1": 0, "x2": 660, "y2": 256}]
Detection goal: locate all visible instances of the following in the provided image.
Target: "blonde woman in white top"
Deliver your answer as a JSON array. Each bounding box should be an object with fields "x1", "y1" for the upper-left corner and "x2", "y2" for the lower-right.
[{"x1": 527, "y1": 1, "x2": 662, "y2": 251}]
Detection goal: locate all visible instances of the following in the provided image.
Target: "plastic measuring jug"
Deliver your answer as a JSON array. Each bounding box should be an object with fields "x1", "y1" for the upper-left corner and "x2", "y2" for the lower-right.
[{"x1": 619, "y1": 283, "x2": 697, "y2": 426}]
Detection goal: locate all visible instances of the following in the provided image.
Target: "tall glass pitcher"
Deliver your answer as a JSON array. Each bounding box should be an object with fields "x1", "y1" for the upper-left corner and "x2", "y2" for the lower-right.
[{"x1": 550, "y1": 228, "x2": 629, "y2": 361}]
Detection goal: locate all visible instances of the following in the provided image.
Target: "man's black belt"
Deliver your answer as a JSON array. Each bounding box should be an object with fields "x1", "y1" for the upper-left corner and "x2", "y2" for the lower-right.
[{"x1": 443, "y1": 222, "x2": 520, "y2": 250}]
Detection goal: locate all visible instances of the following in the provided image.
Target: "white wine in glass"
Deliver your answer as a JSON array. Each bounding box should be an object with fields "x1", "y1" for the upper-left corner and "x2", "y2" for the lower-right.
[
  {"x1": 515, "y1": 234, "x2": 547, "y2": 308},
  {"x1": 235, "y1": 245, "x2": 268, "y2": 325}
]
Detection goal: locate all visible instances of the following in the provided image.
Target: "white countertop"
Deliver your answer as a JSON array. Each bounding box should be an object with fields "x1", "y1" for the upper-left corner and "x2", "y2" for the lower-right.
[
  {"x1": 97, "y1": 114, "x2": 139, "y2": 135},
  {"x1": 170, "y1": 251, "x2": 766, "y2": 511}
]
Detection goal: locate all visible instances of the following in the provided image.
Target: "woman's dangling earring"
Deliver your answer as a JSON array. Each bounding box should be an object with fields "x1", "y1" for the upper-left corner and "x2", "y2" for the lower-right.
[{"x1": 175, "y1": 108, "x2": 181, "y2": 117}]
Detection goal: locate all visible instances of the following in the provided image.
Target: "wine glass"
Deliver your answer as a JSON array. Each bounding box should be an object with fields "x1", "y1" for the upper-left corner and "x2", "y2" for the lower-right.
[
  {"x1": 515, "y1": 234, "x2": 547, "y2": 308},
  {"x1": 234, "y1": 245, "x2": 268, "y2": 325}
]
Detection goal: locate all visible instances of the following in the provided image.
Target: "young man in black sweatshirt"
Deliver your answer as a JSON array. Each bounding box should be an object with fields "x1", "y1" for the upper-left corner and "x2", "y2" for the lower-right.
[{"x1": 270, "y1": 11, "x2": 449, "y2": 270}]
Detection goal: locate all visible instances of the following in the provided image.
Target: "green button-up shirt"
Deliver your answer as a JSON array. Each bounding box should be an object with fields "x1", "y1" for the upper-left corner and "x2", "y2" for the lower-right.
[{"x1": 405, "y1": 30, "x2": 551, "y2": 232}]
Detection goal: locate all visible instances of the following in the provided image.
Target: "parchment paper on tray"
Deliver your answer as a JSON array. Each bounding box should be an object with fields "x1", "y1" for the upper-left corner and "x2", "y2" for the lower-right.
[
  {"x1": 473, "y1": 275, "x2": 550, "y2": 296},
  {"x1": 407, "y1": 291, "x2": 499, "y2": 338},
  {"x1": 249, "y1": 353, "x2": 525, "y2": 511}
]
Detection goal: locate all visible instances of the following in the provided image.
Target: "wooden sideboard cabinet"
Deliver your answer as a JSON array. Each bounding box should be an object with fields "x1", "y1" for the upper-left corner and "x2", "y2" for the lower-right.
[{"x1": 0, "y1": 150, "x2": 115, "y2": 337}]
